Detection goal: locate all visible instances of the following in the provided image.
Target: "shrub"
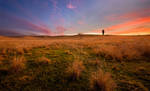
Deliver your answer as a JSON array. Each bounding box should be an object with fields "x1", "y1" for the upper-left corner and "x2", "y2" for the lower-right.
[
  {"x1": 92, "y1": 46, "x2": 123, "y2": 61},
  {"x1": 0, "y1": 56, "x2": 4, "y2": 65},
  {"x1": 19, "y1": 75, "x2": 33, "y2": 81},
  {"x1": 90, "y1": 68, "x2": 116, "y2": 91},
  {"x1": 67, "y1": 61, "x2": 85, "y2": 80},
  {"x1": 0, "y1": 48, "x2": 6, "y2": 55},
  {"x1": 0, "y1": 68, "x2": 8, "y2": 76},
  {"x1": 23, "y1": 47, "x2": 31, "y2": 53},
  {"x1": 135, "y1": 43, "x2": 150, "y2": 58},
  {"x1": 37, "y1": 56, "x2": 51, "y2": 64},
  {"x1": 93, "y1": 44, "x2": 141, "y2": 62},
  {"x1": 10, "y1": 56, "x2": 26, "y2": 73},
  {"x1": 16, "y1": 48, "x2": 24, "y2": 55},
  {"x1": 88, "y1": 59, "x2": 101, "y2": 67}
]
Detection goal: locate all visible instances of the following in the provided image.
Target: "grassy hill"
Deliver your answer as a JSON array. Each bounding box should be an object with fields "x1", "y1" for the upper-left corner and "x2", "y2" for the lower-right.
[{"x1": 0, "y1": 35, "x2": 150, "y2": 91}]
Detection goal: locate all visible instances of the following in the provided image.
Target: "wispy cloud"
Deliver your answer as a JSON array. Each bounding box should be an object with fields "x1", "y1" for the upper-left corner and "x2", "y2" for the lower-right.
[
  {"x1": 105, "y1": 9, "x2": 150, "y2": 21},
  {"x1": 112, "y1": 26, "x2": 150, "y2": 35},
  {"x1": 67, "y1": 3, "x2": 76, "y2": 9},
  {"x1": 0, "y1": 11, "x2": 52, "y2": 35},
  {"x1": 88, "y1": 15, "x2": 150, "y2": 35},
  {"x1": 107, "y1": 16, "x2": 150, "y2": 31},
  {"x1": 77, "y1": 20, "x2": 84, "y2": 25},
  {"x1": 1, "y1": 0, "x2": 150, "y2": 35}
]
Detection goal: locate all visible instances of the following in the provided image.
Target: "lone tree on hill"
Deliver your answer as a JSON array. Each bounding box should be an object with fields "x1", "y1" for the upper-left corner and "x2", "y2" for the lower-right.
[{"x1": 102, "y1": 29, "x2": 105, "y2": 35}]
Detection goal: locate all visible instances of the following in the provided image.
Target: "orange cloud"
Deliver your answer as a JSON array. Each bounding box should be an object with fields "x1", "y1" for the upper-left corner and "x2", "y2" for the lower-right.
[
  {"x1": 55, "y1": 26, "x2": 67, "y2": 35},
  {"x1": 107, "y1": 16, "x2": 150, "y2": 31},
  {"x1": 113, "y1": 27, "x2": 150, "y2": 35},
  {"x1": 77, "y1": 20, "x2": 84, "y2": 25},
  {"x1": 88, "y1": 16, "x2": 150, "y2": 35},
  {"x1": 91, "y1": 29, "x2": 101, "y2": 33},
  {"x1": 106, "y1": 9, "x2": 150, "y2": 21},
  {"x1": 104, "y1": 8, "x2": 150, "y2": 35}
]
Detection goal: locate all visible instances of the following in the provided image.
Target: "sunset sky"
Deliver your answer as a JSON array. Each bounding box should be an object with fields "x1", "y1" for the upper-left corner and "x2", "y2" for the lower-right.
[{"x1": 0, "y1": 0, "x2": 150, "y2": 36}]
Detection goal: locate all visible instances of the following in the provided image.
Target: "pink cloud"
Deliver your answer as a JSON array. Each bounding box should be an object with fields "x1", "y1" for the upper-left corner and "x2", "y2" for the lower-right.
[
  {"x1": 107, "y1": 16, "x2": 150, "y2": 31},
  {"x1": 105, "y1": 9, "x2": 150, "y2": 21},
  {"x1": 88, "y1": 16, "x2": 150, "y2": 35},
  {"x1": 67, "y1": 3, "x2": 76, "y2": 9},
  {"x1": 77, "y1": 20, "x2": 84, "y2": 25},
  {"x1": 1, "y1": 13, "x2": 52, "y2": 35},
  {"x1": 54, "y1": 26, "x2": 67, "y2": 35}
]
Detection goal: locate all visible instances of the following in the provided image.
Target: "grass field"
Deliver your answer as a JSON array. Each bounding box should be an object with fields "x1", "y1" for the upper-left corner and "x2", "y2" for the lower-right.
[{"x1": 0, "y1": 35, "x2": 150, "y2": 91}]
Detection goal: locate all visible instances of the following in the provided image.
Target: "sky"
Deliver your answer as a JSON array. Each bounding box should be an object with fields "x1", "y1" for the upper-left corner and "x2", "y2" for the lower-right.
[{"x1": 0, "y1": 0, "x2": 150, "y2": 36}]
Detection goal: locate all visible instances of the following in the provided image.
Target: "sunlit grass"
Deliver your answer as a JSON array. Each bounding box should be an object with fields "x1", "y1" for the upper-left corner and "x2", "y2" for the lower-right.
[
  {"x1": 0, "y1": 35, "x2": 149, "y2": 90},
  {"x1": 10, "y1": 56, "x2": 26, "y2": 73},
  {"x1": 67, "y1": 60, "x2": 85, "y2": 80},
  {"x1": 90, "y1": 68, "x2": 116, "y2": 91}
]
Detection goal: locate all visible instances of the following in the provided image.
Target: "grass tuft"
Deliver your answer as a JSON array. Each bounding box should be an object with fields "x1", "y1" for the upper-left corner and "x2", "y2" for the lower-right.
[
  {"x1": 0, "y1": 56, "x2": 4, "y2": 65},
  {"x1": 37, "y1": 56, "x2": 51, "y2": 64},
  {"x1": 10, "y1": 56, "x2": 26, "y2": 73},
  {"x1": 67, "y1": 60, "x2": 85, "y2": 80},
  {"x1": 90, "y1": 68, "x2": 116, "y2": 91}
]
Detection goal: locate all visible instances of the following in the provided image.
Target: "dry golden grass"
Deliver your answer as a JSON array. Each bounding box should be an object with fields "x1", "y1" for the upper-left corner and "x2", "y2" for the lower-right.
[
  {"x1": 0, "y1": 55, "x2": 4, "y2": 64},
  {"x1": 15, "y1": 48, "x2": 24, "y2": 55},
  {"x1": 10, "y1": 56, "x2": 26, "y2": 73},
  {"x1": 92, "y1": 42, "x2": 149, "y2": 61},
  {"x1": 0, "y1": 36, "x2": 149, "y2": 90},
  {"x1": 88, "y1": 59, "x2": 101, "y2": 67},
  {"x1": 90, "y1": 68, "x2": 116, "y2": 91},
  {"x1": 0, "y1": 36, "x2": 150, "y2": 62},
  {"x1": 19, "y1": 75, "x2": 33, "y2": 81},
  {"x1": 67, "y1": 60, "x2": 85, "y2": 80},
  {"x1": 37, "y1": 56, "x2": 51, "y2": 64},
  {"x1": 119, "y1": 80, "x2": 149, "y2": 91}
]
